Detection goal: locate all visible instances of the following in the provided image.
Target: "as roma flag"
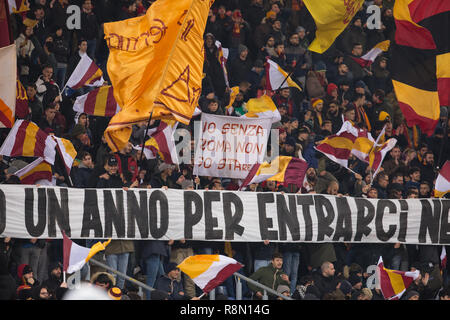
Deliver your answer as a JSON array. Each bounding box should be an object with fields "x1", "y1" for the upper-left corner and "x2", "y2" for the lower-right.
[
  {"x1": 103, "y1": 0, "x2": 213, "y2": 152},
  {"x1": 391, "y1": 0, "x2": 450, "y2": 136}
]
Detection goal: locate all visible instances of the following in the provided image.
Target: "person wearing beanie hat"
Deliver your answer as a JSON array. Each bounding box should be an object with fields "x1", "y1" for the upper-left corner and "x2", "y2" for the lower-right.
[
  {"x1": 154, "y1": 262, "x2": 199, "y2": 300},
  {"x1": 108, "y1": 286, "x2": 123, "y2": 300},
  {"x1": 311, "y1": 98, "x2": 324, "y2": 132},
  {"x1": 276, "y1": 284, "x2": 291, "y2": 299},
  {"x1": 326, "y1": 83, "x2": 339, "y2": 103},
  {"x1": 16, "y1": 264, "x2": 39, "y2": 288},
  {"x1": 404, "y1": 290, "x2": 420, "y2": 300}
]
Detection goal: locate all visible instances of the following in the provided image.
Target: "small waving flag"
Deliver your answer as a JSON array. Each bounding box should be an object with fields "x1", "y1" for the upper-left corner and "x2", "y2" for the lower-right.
[
  {"x1": 73, "y1": 85, "x2": 120, "y2": 117},
  {"x1": 177, "y1": 254, "x2": 242, "y2": 294},
  {"x1": 65, "y1": 55, "x2": 104, "y2": 90},
  {"x1": 376, "y1": 256, "x2": 419, "y2": 300},
  {"x1": 240, "y1": 156, "x2": 308, "y2": 190},
  {"x1": 350, "y1": 40, "x2": 390, "y2": 68},
  {"x1": 242, "y1": 94, "x2": 281, "y2": 123},
  {"x1": 13, "y1": 157, "x2": 52, "y2": 185},
  {"x1": 265, "y1": 58, "x2": 302, "y2": 91},
  {"x1": 434, "y1": 160, "x2": 450, "y2": 198},
  {"x1": 143, "y1": 120, "x2": 178, "y2": 164},
  {"x1": 0, "y1": 119, "x2": 57, "y2": 164},
  {"x1": 215, "y1": 40, "x2": 230, "y2": 88},
  {"x1": 52, "y1": 136, "x2": 77, "y2": 175},
  {"x1": 225, "y1": 86, "x2": 240, "y2": 115},
  {"x1": 63, "y1": 232, "x2": 111, "y2": 274}
]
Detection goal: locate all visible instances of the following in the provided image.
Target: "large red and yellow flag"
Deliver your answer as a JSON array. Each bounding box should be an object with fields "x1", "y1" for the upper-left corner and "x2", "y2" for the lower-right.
[
  {"x1": 303, "y1": 0, "x2": 365, "y2": 53},
  {"x1": 391, "y1": 0, "x2": 450, "y2": 136},
  {"x1": 376, "y1": 257, "x2": 419, "y2": 300},
  {"x1": 103, "y1": 0, "x2": 213, "y2": 152},
  {"x1": 0, "y1": 43, "x2": 16, "y2": 128}
]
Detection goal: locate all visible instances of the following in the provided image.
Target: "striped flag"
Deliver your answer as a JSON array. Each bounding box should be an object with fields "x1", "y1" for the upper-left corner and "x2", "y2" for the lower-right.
[
  {"x1": 315, "y1": 121, "x2": 396, "y2": 176},
  {"x1": 241, "y1": 94, "x2": 281, "y2": 123},
  {"x1": 350, "y1": 40, "x2": 390, "y2": 68},
  {"x1": 0, "y1": 119, "x2": 57, "y2": 164},
  {"x1": 265, "y1": 58, "x2": 302, "y2": 91},
  {"x1": 52, "y1": 136, "x2": 77, "y2": 175},
  {"x1": 391, "y1": 0, "x2": 450, "y2": 136},
  {"x1": 315, "y1": 121, "x2": 364, "y2": 169},
  {"x1": 0, "y1": 43, "x2": 16, "y2": 128},
  {"x1": 240, "y1": 156, "x2": 308, "y2": 190},
  {"x1": 376, "y1": 256, "x2": 419, "y2": 300},
  {"x1": 65, "y1": 54, "x2": 104, "y2": 89},
  {"x1": 143, "y1": 120, "x2": 178, "y2": 164},
  {"x1": 63, "y1": 231, "x2": 111, "y2": 274},
  {"x1": 177, "y1": 254, "x2": 242, "y2": 294},
  {"x1": 13, "y1": 157, "x2": 52, "y2": 185},
  {"x1": 73, "y1": 85, "x2": 120, "y2": 117},
  {"x1": 434, "y1": 160, "x2": 450, "y2": 198},
  {"x1": 215, "y1": 40, "x2": 230, "y2": 88}
]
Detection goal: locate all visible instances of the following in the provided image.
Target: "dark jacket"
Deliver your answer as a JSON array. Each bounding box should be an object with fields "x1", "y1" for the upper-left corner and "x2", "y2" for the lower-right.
[
  {"x1": 80, "y1": 11, "x2": 99, "y2": 41},
  {"x1": 312, "y1": 272, "x2": 339, "y2": 299},
  {"x1": 53, "y1": 35, "x2": 70, "y2": 64},
  {"x1": 96, "y1": 172, "x2": 124, "y2": 188},
  {"x1": 139, "y1": 241, "x2": 169, "y2": 260},
  {"x1": 73, "y1": 164, "x2": 93, "y2": 188},
  {"x1": 155, "y1": 274, "x2": 187, "y2": 300}
]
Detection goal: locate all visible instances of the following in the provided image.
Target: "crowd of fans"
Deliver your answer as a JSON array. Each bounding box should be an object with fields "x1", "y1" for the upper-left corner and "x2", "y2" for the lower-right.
[{"x1": 0, "y1": 0, "x2": 449, "y2": 301}]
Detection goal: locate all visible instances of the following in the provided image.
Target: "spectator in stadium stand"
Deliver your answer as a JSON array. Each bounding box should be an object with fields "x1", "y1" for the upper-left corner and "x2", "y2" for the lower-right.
[
  {"x1": 26, "y1": 83, "x2": 44, "y2": 124},
  {"x1": 73, "y1": 151, "x2": 95, "y2": 188},
  {"x1": 311, "y1": 261, "x2": 340, "y2": 299},
  {"x1": 248, "y1": 252, "x2": 290, "y2": 300},
  {"x1": 52, "y1": 25, "x2": 70, "y2": 89},
  {"x1": 139, "y1": 240, "x2": 172, "y2": 300},
  {"x1": 227, "y1": 44, "x2": 253, "y2": 87},
  {"x1": 79, "y1": 0, "x2": 100, "y2": 60}
]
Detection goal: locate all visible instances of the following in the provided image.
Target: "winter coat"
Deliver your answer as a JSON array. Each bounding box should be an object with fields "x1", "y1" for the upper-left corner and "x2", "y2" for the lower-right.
[
  {"x1": 312, "y1": 272, "x2": 339, "y2": 299},
  {"x1": 248, "y1": 263, "x2": 290, "y2": 299},
  {"x1": 73, "y1": 164, "x2": 93, "y2": 188},
  {"x1": 139, "y1": 241, "x2": 169, "y2": 260},
  {"x1": 155, "y1": 274, "x2": 187, "y2": 300},
  {"x1": 105, "y1": 240, "x2": 135, "y2": 255}
]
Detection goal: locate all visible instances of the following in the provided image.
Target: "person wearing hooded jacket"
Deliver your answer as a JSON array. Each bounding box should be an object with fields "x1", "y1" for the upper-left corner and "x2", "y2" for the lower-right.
[
  {"x1": 16, "y1": 263, "x2": 40, "y2": 290},
  {"x1": 42, "y1": 261, "x2": 67, "y2": 299}
]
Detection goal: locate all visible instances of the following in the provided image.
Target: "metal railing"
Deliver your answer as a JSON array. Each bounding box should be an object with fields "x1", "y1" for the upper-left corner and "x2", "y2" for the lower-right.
[{"x1": 88, "y1": 259, "x2": 292, "y2": 300}]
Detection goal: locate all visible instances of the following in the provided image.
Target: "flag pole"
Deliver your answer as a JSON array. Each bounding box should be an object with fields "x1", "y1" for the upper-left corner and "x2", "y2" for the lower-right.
[
  {"x1": 138, "y1": 110, "x2": 154, "y2": 172},
  {"x1": 437, "y1": 106, "x2": 448, "y2": 172},
  {"x1": 275, "y1": 60, "x2": 302, "y2": 91}
]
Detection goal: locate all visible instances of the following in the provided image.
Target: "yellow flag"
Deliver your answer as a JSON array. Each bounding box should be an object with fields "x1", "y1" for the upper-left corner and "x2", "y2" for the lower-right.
[
  {"x1": 104, "y1": 0, "x2": 213, "y2": 152},
  {"x1": 303, "y1": 0, "x2": 364, "y2": 53}
]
